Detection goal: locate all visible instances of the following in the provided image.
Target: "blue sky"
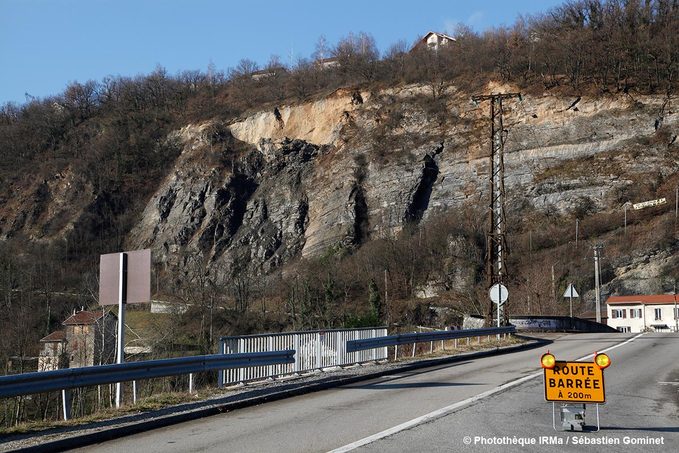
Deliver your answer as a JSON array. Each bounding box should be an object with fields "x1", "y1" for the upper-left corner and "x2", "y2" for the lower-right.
[{"x1": 0, "y1": 0, "x2": 565, "y2": 105}]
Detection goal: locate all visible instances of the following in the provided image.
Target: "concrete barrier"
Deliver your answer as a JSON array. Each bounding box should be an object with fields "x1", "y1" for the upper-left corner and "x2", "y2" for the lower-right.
[
  {"x1": 510, "y1": 315, "x2": 617, "y2": 333},
  {"x1": 462, "y1": 315, "x2": 616, "y2": 333}
]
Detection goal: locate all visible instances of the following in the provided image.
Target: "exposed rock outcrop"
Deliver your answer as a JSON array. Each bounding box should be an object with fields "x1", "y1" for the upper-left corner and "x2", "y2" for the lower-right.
[
  {"x1": 124, "y1": 86, "x2": 677, "y2": 283},
  {"x1": 2, "y1": 83, "x2": 676, "y2": 292}
]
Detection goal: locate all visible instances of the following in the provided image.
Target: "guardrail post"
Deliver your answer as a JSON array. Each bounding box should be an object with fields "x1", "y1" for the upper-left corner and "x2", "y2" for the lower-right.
[
  {"x1": 338, "y1": 331, "x2": 345, "y2": 366},
  {"x1": 411, "y1": 343, "x2": 416, "y2": 358},
  {"x1": 189, "y1": 373, "x2": 194, "y2": 394},
  {"x1": 394, "y1": 345, "x2": 398, "y2": 360},
  {"x1": 238, "y1": 339, "x2": 244, "y2": 383},
  {"x1": 293, "y1": 334, "x2": 300, "y2": 373},
  {"x1": 132, "y1": 380, "x2": 137, "y2": 405},
  {"x1": 316, "y1": 333, "x2": 322, "y2": 370},
  {"x1": 332, "y1": 331, "x2": 339, "y2": 366},
  {"x1": 430, "y1": 341, "x2": 433, "y2": 354},
  {"x1": 218, "y1": 338, "x2": 225, "y2": 388},
  {"x1": 371, "y1": 329, "x2": 376, "y2": 361},
  {"x1": 61, "y1": 389, "x2": 71, "y2": 421},
  {"x1": 268, "y1": 336, "x2": 274, "y2": 377},
  {"x1": 382, "y1": 329, "x2": 388, "y2": 361}
]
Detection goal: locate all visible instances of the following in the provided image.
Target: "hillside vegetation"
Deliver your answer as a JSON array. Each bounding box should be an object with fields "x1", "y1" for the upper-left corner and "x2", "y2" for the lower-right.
[{"x1": 0, "y1": 0, "x2": 678, "y2": 375}]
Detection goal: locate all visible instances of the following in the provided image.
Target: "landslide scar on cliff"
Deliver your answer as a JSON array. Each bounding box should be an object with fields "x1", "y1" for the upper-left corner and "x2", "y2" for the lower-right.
[
  {"x1": 349, "y1": 154, "x2": 370, "y2": 246},
  {"x1": 199, "y1": 173, "x2": 259, "y2": 256},
  {"x1": 404, "y1": 143, "x2": 443, "y2": 225}
]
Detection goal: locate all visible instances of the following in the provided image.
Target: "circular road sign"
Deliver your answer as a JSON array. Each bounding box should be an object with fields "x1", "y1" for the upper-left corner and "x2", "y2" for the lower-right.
[{"x1": 489, "y1": 283, "x2": 509, "y2": 305}]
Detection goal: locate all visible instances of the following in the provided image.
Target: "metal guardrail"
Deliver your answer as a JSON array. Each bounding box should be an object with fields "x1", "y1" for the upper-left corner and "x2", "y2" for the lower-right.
[
  {"x1": 0, "y1": 350, "x2": 295, "y2": 399},
  {"x1": 219, "y1": 327, "x2": 387, "y2": 386},
  {"x1": 346, "y1": 326, "x2": 516, "y2": 353}
]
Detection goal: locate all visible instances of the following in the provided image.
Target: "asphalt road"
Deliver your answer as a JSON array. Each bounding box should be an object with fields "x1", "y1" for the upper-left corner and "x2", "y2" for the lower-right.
[
  {"x1": 357, "y1": 332, "x2": 679, "y2": 453},
  {"x1": 77, "y1": 332, "x2": 679, "y2": 453}
]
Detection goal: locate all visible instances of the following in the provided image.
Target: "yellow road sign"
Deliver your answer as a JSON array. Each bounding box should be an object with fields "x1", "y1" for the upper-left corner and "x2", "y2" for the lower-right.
[{"x1": 543, "y1": 361, "x2": 605, "y2": 403}]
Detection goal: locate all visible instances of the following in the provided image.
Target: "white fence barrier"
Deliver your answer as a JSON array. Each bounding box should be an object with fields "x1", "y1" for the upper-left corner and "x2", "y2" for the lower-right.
[{"x1": 218, "y1": 328, "x2": 387, "y2": 386}]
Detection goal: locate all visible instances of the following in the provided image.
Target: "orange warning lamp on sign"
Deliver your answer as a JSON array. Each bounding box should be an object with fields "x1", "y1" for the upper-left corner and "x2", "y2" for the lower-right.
[
  {"x1": 540, "y1": 352, "x2": 556, "y2": 369},
  {"x1": 594, "y1": 352, "x2": 611, "y2": 369}
]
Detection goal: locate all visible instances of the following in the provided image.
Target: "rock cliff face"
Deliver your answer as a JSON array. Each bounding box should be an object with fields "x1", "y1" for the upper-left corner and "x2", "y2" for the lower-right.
[
  {"x1": 127, "y1": 122, "x2": 321, "y2": 279},
  {"x1": 3, "y1": 83, "x2": 677, "y2": 292},
  {"x1": 126, "y1": 84, "x2": 678, "y2": 286}
]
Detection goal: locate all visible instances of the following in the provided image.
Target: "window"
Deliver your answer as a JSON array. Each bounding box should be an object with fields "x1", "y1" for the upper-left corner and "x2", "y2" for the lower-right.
[
  {"x1": 675, "y1": 307, "x2": 679, "y2": 320},
  {"x1": 630, "y1": 308, "x2": 642, "y2": 318},
  {"x1": 617, "y1": 326, "x2": 631, "y2": 333},
  {"x1": 654, "y1": 308, "x2": 662, "y2": 320},
  {"x1": 612, "y1": 309, "x2": 627, "y2": 318}
]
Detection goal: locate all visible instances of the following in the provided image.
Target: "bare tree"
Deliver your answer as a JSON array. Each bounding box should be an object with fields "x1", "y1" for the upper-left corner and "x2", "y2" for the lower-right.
[{"x1": 333, "y1": 32, "x2": 380, "y2": 83}]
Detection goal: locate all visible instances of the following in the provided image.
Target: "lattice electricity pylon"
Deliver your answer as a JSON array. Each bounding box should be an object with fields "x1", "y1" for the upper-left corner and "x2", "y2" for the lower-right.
[{"x1": 471, "y1": 92, "x2": 521, "y2": 325}]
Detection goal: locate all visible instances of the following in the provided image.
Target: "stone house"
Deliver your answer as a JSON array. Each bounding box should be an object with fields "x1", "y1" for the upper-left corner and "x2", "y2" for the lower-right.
[
  {"x1": 62, "y1": 309, "x2": 117, "y2": 368},
  {"x1": 38, "y1": 330, "x2": 68, "y2": 371},
  {"x1": 39, "y1": 309, "x2": 117, "y2": 370}
]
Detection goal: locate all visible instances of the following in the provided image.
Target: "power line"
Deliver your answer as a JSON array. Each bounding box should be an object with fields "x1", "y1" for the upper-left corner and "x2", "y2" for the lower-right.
[{"x1": 471, "y1": 92, "x2": 522, "y2": 326}]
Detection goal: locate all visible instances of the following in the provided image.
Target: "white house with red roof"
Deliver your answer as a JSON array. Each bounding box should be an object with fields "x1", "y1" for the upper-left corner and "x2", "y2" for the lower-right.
[
  {"x1": 411, "y1": 31, "x2": 456, "y2": 52},
  {"x1": 606, "y1": 294, "x2": 679, "y2": 333}
]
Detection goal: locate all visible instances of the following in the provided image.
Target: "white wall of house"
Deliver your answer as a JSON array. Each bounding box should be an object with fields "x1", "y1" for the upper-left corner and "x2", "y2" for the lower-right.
[
  {"x1": 425, "y1": 33, "x2": 451, "y2": 51},
  {"x1": 607, "y1": 303, "x2": 679, "y2": 332}
]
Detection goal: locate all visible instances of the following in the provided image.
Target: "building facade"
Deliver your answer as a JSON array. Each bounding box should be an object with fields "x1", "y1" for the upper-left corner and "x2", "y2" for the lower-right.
[
  {"x1": 63, "y1": 310, "x2": 117, "y2": 368},
  {"x1": 411, "y1": 31, "x2": 456, "y2": 52},
  {"x1": 38, "y1": 330, "x2": 68, "y2": 371},
  {"x1": 606, "y1": 295, "x2": 679, "y2": 333},
  {"x1": 38, "y1": 309, "x2": 117, "y2": 371}
]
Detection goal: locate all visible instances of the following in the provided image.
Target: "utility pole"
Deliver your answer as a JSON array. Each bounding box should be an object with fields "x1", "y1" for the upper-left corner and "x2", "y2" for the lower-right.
[
  {"x1": 674, "y1": 280, "x2": 678, "y2": 333},
  {"x1": 551, "y1": 264, "x2": 556, "y2": 304},
  {"x1": 593, "y1": 244, "x2": 604, "y2": 324},
  {"x1": 384, "y1": 269, "x2": 389, "y2": 324},
  {"x1": 472, "y1": 92, "x2": 522, "y2": 326}
]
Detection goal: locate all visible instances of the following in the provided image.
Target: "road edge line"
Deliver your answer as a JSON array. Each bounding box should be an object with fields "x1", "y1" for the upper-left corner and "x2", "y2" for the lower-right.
[{"x1": 328, "y1": 372, "x2": 543, "y2": 453}]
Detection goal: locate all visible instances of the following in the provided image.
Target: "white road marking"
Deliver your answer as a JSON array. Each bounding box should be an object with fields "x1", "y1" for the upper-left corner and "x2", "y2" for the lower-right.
[
  {"x1": 574, "y1": 332, "x2": 645, "y2": 361},
  {"x1": 328, "y1": 333, "x2": 645, "y2": 453},
  {"x1": 658, "y1": 382, "x2": 679, "y2": 385}
]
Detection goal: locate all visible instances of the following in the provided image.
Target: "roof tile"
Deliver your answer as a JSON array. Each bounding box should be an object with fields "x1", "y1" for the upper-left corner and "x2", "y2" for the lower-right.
[
  {"x1": 40, "y1": 330, "x2": 66, "y2": 342},
  {"x1": 62, "y1": 310, "x2": 113, "y2": 325},
  {"x1": 607, "y1": 294, "x2": 679, "y2": 305}
]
